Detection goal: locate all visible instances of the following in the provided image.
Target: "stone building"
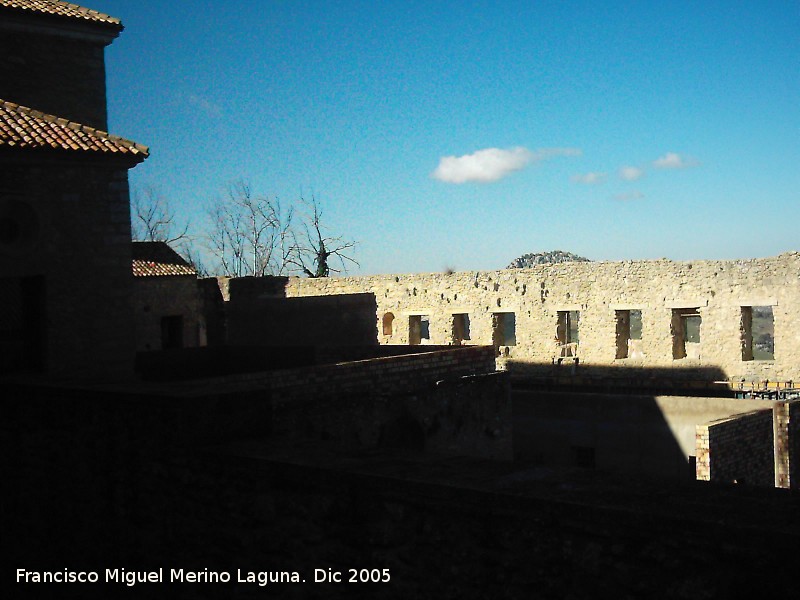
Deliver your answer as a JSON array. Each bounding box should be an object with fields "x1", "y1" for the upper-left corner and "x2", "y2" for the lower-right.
[
  {"x1": 275, "y1": 253, "x2": 800, "y2": 386},
  {"x1": 132, "y1": 241, "x2": 203, "y2": 352},
  {"x1": 0, "y1": 0, "x2": 147, "y2": 379}
]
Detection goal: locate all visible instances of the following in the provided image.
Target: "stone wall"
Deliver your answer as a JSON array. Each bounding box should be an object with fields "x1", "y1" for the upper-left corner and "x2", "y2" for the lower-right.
[
  {"x1": 225, "y1": 282, "x2": 378, "y2": 348},
  {"x1": 265, "y1": 346, "x2": 509, "y2": 459},
  {"x1": 132, "y1": 344, "x2": 507, "y2": 459},
  {"x1": 515, "y1": 391, "x2": 772, "y2": 481},
  {"x1": 0, "y1": 160, "x2": 136, "y2": 380},
  {"x1": 269, "y1": 253, "x2": 800, "y2": 383},
  {"x1": 133, "y1": 275, "x2": 203, "y2": 351},
  {"x1": 0, "y1": 16, "x2": 114, "y2": 129},
  {"x1": 696, "y1": 408, "x2": 775, "y2": 486}
]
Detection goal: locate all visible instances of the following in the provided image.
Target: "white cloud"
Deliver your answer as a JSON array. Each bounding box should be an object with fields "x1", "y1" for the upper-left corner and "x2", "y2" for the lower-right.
[
  {"x1": 571, "y1": 172, "x2": 606, "y2": 185},
  {"x1": 188, "y1": 93, "x2": 222, "y2": 118},
  {"x1": 613, "y1": 190, "x2": 645, "y2": 201},
  {"x1": 653, "y1": 152, "x2": 697, "y2": 169},
  {"x1": 619, "y1": 166, "x2": 644, "y2": 181},
  {"x1": 431, "y1": 146, "x2": 581, "y2": 184}
]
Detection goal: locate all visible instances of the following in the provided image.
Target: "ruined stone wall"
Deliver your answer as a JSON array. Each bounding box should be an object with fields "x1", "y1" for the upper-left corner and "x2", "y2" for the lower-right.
[
  {"x1": 0, "y1": 160, "x2": 135, "y2": 379},
  {"x1": 273, "y1": 254, "x2": 800, "y2": 382},
  {"x1": 133, "y1": 276, "x2": 203, "y2": 351},
  {"x1": 696, "y1": 408, "x2": 775, "y2": 486}
]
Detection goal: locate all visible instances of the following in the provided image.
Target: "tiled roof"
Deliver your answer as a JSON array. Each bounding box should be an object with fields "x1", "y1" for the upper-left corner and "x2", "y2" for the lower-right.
[
  {"x1": 132, "y1": 241, "x2": 196, "y2": 277},
  {"x1": 0, "y1": 0, "x2": 122, "y2": 28},
  {"x1": 0, "y1": 100, "x2": 148, "y2": 162}
]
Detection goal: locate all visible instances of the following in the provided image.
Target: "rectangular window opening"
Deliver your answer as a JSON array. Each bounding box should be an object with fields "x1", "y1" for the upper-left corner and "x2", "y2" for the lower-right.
[
  {"x1": 160, "y1": 315, "x2": 184, "y2": 350},
  {"x1": 409, "y1": 315, "x2": 430, "y2": 345},
  {"x1": 741, "y1": 306, "x2": 774, "y2": 361},
  {"x1": 672, "y1": 308, "x2": 700, "y2": 359},
  {"x1": 452, "y1": 313, "x2": 471, "y2": 344},
  {"x1": 493, "y1": 312, "x2": 516, "y2": 346},
  {"x1": 615, "y1": 309, "x2": 642, "y2": 359},
  {"x1": 556, "y1": 310, "x2": 579, "y2": 356}
]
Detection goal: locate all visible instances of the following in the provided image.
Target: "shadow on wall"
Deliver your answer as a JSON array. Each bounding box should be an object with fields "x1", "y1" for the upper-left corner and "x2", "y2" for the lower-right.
[
  {"x1": 507, "y1": 360, "x2": 731, "y2": 395},
  {"x1": 135, "y1": 344, "x2": 464, "y2": 381},
  {"x1": 226, "y1": 292, "x2": 379, "y2": 348},
  {"x1": 514, "y1": 389, "x2": 697, "y2": 483},
  {"x1": 510, "y1": 363, "x2": 781, "y2": 486}
]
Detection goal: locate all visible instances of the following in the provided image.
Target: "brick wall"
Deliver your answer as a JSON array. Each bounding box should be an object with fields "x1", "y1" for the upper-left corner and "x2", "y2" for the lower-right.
[{"x1": 696, "y1": 408, "x2": 775, "y2": 486}]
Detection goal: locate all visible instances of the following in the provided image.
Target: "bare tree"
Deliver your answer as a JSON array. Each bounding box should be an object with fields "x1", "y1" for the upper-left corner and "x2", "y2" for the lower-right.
[
  {"x1": 205, "y1": 180, "x2": 294, "y2": 277},
  {"x1": 130, "y1": 185, "x2": 207, "y2": 275},
  {"x1": 288, "y1": 196, "x2": 358, "y2": 278},
  {"x1": 131, "y1": 186, "x2": 190, "y2": 244}
]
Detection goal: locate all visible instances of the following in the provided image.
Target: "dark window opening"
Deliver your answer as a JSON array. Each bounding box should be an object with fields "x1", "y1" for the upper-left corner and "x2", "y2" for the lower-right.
[
  {"x1": 161, "y1": 315, "x2": 184, "y2": 350},
  {"x1": 0, "y1": 276, "x2": 46, "y2": 373}
]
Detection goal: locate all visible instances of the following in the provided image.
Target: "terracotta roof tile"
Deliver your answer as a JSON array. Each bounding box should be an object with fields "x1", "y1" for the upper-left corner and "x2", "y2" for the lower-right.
[
  {"x1": 132, "y1": 259, "x2": 196, "y2": 277},
  {"x1": 0, "y1": 99, "x2": 148, "y2": 162},
  {"x1": 132, "y1": 242, "x2": 196, "y2": 277},
  {"x1": 0, "y1": 0, "x2": 121, "y2": 28}
]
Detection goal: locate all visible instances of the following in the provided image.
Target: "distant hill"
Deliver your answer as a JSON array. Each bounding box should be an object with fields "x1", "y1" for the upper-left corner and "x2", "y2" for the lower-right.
[{"x1": 507, "y1": 250, "x2": 591, "y2": 269}]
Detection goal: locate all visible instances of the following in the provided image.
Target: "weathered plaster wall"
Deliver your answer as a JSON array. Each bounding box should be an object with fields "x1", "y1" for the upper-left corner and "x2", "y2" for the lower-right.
[{"x1": 271, "y1": 254, "x2": 800, "y2": 382}]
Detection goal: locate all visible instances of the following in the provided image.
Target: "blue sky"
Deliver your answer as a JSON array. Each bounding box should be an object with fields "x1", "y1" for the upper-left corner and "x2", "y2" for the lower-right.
[{"x1": 93, "y1": 0, "x2": 799, "y2": 275}]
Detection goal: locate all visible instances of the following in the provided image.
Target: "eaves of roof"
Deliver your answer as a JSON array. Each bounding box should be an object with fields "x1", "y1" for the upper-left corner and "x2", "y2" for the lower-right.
[{"x1": 0, "y1": 99, "x2": 148, "y2": 164}]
